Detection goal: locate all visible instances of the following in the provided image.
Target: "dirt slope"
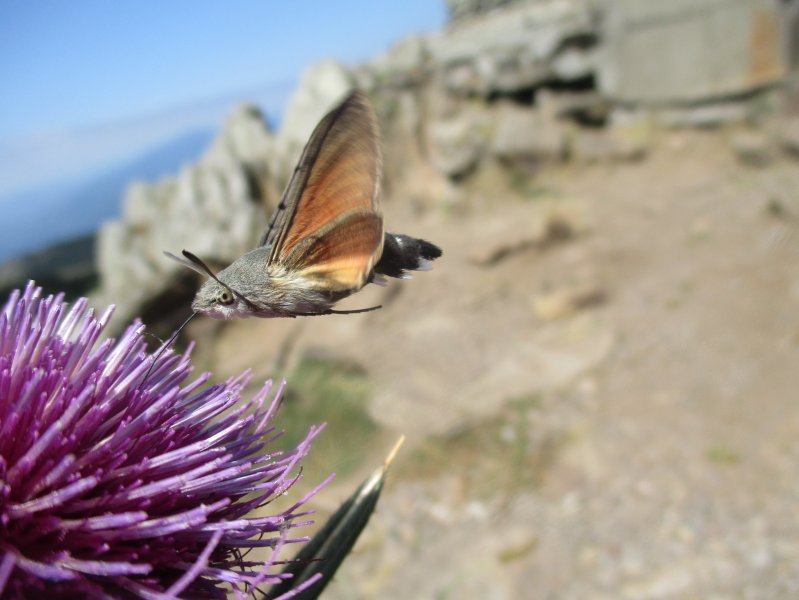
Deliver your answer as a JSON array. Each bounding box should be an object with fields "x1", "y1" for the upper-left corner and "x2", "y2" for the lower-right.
[{"x1": 198, "y1": 128, "x2": 799, "y2": 599}]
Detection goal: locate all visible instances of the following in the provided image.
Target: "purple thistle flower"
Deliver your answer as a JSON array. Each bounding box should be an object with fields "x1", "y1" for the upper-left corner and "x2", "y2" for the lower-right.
[{"x1": 0, "y1": 282, "x2": 329, "y2": 599}]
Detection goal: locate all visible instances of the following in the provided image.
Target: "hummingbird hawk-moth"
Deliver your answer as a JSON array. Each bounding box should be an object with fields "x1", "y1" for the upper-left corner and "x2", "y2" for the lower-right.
[{"x1": 168, "y1": 90, "x2": 441, "y2": 319}]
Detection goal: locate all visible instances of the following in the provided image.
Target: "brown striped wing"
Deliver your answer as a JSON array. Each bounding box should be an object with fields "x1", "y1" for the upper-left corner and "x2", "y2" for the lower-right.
[
  {"x1": 265, "y1": 91, "x2": 383, "y2": 291},
  {"x1": 283, "y1": 210, "x2": 383, "y2": 292}
]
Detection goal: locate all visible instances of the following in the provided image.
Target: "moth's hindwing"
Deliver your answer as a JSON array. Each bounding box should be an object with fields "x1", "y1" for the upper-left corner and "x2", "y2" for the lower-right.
[{"x1": 284, "y1": 209, "x2": 383, "y2": 292}]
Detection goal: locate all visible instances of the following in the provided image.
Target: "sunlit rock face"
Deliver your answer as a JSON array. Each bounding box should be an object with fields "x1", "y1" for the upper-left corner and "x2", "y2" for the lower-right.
[
  {"x1": 94, "y1": 0, "x2": 791, "y2": 325},
  {"x1": 96, "y1": 104, "x2": 276, "y2": 326}
]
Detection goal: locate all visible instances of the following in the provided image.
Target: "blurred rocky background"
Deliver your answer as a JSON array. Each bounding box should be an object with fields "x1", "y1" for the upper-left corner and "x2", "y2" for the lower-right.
[{"x1": 5, "y1": 0, "x2": 799, "y2": 597}]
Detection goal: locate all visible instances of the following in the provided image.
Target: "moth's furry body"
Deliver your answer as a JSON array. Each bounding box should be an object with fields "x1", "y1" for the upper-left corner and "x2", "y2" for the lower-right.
[
  {"x1": 193, "y1": 247, "x2": 346, "y2": 319},
  {"x1": 193, "y1": 230, "x2": 441, "y2": 319},
  {"x1": 172, "y1": 91, "x2": 442, "y2": 320}
]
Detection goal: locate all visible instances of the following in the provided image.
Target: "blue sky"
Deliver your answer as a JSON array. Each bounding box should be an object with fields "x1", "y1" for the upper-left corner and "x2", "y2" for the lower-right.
[{"x1": 0, "y1": 1, "x2": 447, "y2": 196}]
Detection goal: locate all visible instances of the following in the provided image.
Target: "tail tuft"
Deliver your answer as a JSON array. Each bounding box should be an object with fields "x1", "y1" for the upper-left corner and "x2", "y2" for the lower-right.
[{"x1": 373, "y1": 233, "x2": 442, "y2": 280}]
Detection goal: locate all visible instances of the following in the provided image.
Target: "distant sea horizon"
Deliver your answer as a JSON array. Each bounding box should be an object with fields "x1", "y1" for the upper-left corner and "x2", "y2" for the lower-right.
[{"x1": 0, "y1": 78, "x2": 294, "y2": 264}]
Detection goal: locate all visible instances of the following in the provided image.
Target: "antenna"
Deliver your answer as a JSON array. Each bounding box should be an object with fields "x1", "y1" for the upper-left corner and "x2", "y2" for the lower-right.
[{"x1": 164, "y1": 249, "x2": 261, "y2": 311}]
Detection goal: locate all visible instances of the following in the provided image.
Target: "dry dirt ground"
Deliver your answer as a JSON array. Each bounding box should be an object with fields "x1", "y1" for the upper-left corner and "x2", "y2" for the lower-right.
[{"x1": 192, "y1": 127, "x2": 799, "y2": 599}]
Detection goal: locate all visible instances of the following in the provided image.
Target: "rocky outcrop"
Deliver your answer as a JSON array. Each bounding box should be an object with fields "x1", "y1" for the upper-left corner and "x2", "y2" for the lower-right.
[
  {"x1": 94, "y1": 0, "x2": 794, "y2": 324},
  {"x1": 360, "y1": 0, "x2": 599, "y2": 96},
  {"x1": 96, "y1": 105, "x2": 277, "y2": 325},
  {"x1": 372, "y1": 0, "x2": 787, "y2": 104},
  {"x1": 431, "y1": 0, "x2": 597, "y2": 96},
  {"x1": 598, "y1": 0, "x2": 785, "y2": 105},
  {"x1": 359, "y1": 0, "x2": 789, "y2": 181},
  {"x1": 490, "y1": 96, "x2": 567, "y2": 164},
  {"x1": 445, "y1": 0, "x2": 527, "y2": 23},
  {"x1": 95, "y1": 63, "x2": 357, "y2": 326}
]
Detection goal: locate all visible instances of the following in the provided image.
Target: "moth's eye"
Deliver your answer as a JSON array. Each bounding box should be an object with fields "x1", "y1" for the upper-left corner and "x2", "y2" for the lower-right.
[{"x1": 218, "y1": 290, "x2": 234, "y2": 305}]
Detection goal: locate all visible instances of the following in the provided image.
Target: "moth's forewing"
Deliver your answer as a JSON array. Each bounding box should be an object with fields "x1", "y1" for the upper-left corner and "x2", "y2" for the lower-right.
[
  {"x1": 266, "y1": 91, "x2": 383, "y2": 291},
  {"x1": 283, "y1": 210, "x2": 383, "y2": 292}
]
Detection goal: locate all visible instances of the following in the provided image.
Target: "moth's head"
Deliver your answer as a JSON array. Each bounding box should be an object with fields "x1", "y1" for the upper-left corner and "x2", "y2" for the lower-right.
[
  {"x1": 191, "y1": 278, "x2": 254, "y2": 319},
  {"x1": 165, "y1": 249, "x2": 260, "y2": 320}
]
